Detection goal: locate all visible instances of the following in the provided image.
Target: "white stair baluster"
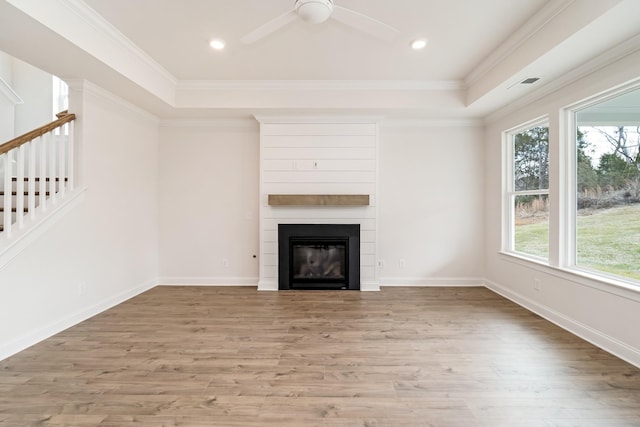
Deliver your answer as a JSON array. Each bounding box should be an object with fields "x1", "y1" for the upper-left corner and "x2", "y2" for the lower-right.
[
  {"x1": 2, "y1": 152, "x2": 12, "y2": 237},
  {"x1": 48, "y1": 130, "x2": 57, "y2": 203},
  {"x1": 0, "y1": 113, "x2": 76, "y2": 242},
  {"x1": 39, "y1": 134, "x2": 48, "y2": 211},
  {"x1": 67, "y1": 121, "x2": 74, "y2": 191},
  {"x1": 58, "y1": 132, "x2": 66, "y2": 198},
  {"x1": 15, "y1": 144, "x2": 25, "y2": 229},
  {"x1": 28, "y1": 138, "x2": 37, "y2": 220}
]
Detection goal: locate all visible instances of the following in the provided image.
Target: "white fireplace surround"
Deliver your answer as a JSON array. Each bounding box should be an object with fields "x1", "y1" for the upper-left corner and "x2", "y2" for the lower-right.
[{"x1": 256, "y1": 116, "x2": 379, "y2": 291}]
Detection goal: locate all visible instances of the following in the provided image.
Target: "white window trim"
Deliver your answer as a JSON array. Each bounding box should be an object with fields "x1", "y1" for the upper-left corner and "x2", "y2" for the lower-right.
[
  {"x1": 561, "y1": 79, "x2": 640, "y2": 287},
  {"x1": 502, "y1": 116, "x2": 550, "y2": 259}
]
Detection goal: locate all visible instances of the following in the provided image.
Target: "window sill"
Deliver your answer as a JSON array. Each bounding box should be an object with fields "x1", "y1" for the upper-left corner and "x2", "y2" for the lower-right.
[{"x1": 498, "y1": 251, "x2": 640, "y2": 303}]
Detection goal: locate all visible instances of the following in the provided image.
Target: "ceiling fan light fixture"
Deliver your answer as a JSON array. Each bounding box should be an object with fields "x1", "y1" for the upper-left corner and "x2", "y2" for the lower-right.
[{"x1": 295, "y1": 0, "x2": 334, "y2": 24}]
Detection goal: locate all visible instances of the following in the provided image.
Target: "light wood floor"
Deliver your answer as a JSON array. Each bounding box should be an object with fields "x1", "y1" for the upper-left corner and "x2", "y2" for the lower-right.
[{"x1": 1, "y1": 287, "x2": 639, "y2": 426}]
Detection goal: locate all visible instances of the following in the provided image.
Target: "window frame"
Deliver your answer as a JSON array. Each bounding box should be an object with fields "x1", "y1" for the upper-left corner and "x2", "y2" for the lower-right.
[
  {"x1": 564, "y1": 81, "x2": 640, "y2": 286},
  {"x1": 502, "y1": 117, "x2": 550, "y2": 260}
]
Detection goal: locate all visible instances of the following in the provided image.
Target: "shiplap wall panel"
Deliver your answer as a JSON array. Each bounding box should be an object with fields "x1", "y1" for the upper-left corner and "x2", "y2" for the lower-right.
[
  {"x1": 263, "y1": 171, "x2": 376, "y2": 183},
  {"x1": 265, "y1": 183, "x2": 376, "y2": 195},
  {"x1": 263, "y1": 135, "x2": 375, "y2": 148},
  {"x1": 263, "y1": 159, "x2": 376, "y2": 171},
  {"x1": 266, "y1": 208, "x2": 371, "y2": 219},
  {"x1": 263, "y1": 147, "x2": 375, "y2": 160},
  {"x1": 261, "y1": 123, "x2": 376, "y2": 136},
  {"x1": 259, "y1": 119, "x2": 379, "y2": 291}
]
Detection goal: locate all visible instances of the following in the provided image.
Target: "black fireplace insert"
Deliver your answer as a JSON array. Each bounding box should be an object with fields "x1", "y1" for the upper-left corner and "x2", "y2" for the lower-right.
[{"x1": 278, "y1": 224, "x2": 360, "y2": 290}]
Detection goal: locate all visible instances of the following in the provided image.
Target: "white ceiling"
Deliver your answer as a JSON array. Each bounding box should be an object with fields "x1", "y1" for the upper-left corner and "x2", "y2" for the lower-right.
[
  {"x1": 83, "y1": 0, "x2": 546, "y2": 81},
  {"x1": 1, "y1": 0, "x2": 640, "y2": 120}
]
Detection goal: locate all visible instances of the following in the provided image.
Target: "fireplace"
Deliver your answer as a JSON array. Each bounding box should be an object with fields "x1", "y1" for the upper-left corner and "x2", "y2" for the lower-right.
[{"x1": 278, "y1": 224, "x2": 360, "y2": 290}]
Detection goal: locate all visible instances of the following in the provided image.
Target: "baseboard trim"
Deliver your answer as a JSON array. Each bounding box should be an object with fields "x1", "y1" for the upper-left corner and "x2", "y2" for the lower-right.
[
  {"x1": 0, "y1": 277, "x2": 157, "y2": 362},
  {"x1": 380, "y1": 276, "x2": 485, "y2": 286},
  {"x1": 158, "y1": 277, "x2": 259, "y2": 286},
  {"x1": 360, "y1": 281, "x2": 380, "y2": 291},
  {"x1": 257, "y1": 279, "x2": 278, "y2": 291},
  {"x1": 484, "y1": 279, "x2": 640, "y2": 369}
]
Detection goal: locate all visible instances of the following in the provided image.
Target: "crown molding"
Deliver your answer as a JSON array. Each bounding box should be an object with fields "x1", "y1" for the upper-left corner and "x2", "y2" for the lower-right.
[
  {"x1": 485, "y1": 32, "x2": 640, "y2": 124},
  {"x1": 59, "y1": 0, "x2": 177, "y2": 85},
  {"x1": 160, "y1": 118, "x2": 259, "y2": 129},
  {"x1": 6, "y1": 0, "x2": 177, "y2": 104},
  {"x1": 177, "y1": 80, "x2": 464, "y2": 92},
  {"x1": 380, "y1": 118, "x2": 483, "y2": 129},
  {"x1": 465, "y1": 0, "x2": 575, "y2": 87},
  {"x1": 0, "y1": 76, "x2": 23, "y2": 105},
  {"x1": 67, "y1": 79, "x2": 160, "y2": 124},
  {"x1": 253, "y1": 114, "x2": 384, "y2": 124}
]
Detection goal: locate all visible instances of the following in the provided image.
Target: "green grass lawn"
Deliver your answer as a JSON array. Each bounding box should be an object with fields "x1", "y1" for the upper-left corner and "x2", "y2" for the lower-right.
[
  {"x1": 515, "y1": 203, "x2": 640, "y2": 281},
  {"x1": 515, "y1": 219, "x2": 549, "y2": 259}
]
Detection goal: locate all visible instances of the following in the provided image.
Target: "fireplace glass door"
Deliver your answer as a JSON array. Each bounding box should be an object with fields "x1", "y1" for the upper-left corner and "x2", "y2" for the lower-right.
[
  {"x1": 291, "y1": 239, "x2": 347, "y2": 288},
  {"x1": 278, "y1": 224, "x2": 360, "y2": 290}
]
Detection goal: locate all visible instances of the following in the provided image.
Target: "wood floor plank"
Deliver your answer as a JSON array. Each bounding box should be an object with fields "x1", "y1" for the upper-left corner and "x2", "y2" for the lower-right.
[{"x1": 1, "y1": 286, "x2": 639, "y2": 426}]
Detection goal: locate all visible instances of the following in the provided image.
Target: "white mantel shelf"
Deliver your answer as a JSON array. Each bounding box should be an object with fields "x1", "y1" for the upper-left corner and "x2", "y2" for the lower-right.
[{"x1": 268, "y1": 194, "x2": 370, "y2": 206}]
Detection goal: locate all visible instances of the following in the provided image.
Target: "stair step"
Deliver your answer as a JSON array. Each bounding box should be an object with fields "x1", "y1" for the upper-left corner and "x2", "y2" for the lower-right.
[
  {"x1": 0, "y1": 207, "x2": 29, "y2": 213},
  {"x1": 0, "y1": 191, "x2": 50, "y2": 196},
  {"x1": 11, "y1": 177, "x2": 68, "y2": 182}
]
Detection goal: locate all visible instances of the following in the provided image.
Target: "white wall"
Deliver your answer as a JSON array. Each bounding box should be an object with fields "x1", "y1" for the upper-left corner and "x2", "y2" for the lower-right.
[
  {"x1": 158, "y1": 122, "x2": 260, "y2": 284},
  {"x1": 0, "y1": 52, "x2": 56, "y2": 142},
  {"x1": 0, "y1": 51, "x2": 16, "y2": 142},
  {"x1": 12, "y1": 57, "x2": 52, "y2": 135},
  {"x1": 378, "y1": 123, "x2": 485, "y2": 285},
  {"x1": 484, "y1": 48, "x2": 640, "y2": 366},
  {"x1": 156, "y1": 119, "x2": 485, "y2": 290},
  {"x1": 0, "y1": 81, "x2": 160, "y2": 360}
]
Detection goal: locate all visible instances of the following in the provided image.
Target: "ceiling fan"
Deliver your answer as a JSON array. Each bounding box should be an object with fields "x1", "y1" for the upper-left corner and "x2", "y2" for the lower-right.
[{"x1": 240, "y1": 0, "x2": 400, "y2": 44}]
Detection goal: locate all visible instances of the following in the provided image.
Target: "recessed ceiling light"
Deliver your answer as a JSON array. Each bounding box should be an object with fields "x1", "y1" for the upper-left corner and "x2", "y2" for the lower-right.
[
  {"x1": 411, "y1": 39, "x2": 428, "y2": 50},
  {"x1": 209, "y1": 39, "x2": 225, "y2": 50}
]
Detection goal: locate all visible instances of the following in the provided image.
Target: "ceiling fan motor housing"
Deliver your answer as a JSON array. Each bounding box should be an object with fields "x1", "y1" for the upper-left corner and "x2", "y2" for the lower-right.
[{"x1": 295, "y1": 0, "x2": 334, "y2": 24}]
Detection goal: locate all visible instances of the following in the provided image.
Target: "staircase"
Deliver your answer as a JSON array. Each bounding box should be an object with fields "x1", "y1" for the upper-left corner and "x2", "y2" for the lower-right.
[
  {"x1": 0, "y1": 178, "x2": 68, "y2": 232},
  {"x1": 0, "y1": 112, "x2": 76, "y2": 240}
]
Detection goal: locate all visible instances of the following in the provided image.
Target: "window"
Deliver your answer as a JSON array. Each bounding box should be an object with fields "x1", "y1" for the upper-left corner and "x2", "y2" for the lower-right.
[
  {"x1": 505, "y1": 121, "x2": 550, "y2": 259},
  {"x1": 52, "y1": 75, "x2": 68, "y2": 119},
  {"x1": 52, "y1": 75, "x2": 69, "y2": 136},
  {"x1": 573, "y1": 87, "x2": 640, "y2": 283}
]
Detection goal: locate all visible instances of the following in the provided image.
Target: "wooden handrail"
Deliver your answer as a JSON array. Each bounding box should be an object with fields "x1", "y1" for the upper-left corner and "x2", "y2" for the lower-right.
[{"x1": 0, "y1": 112, "x2": 76, "y2": 156}]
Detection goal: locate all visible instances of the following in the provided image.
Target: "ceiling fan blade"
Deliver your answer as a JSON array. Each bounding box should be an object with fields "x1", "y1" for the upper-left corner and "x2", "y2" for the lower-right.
[
  {"x1": 332, "y1": 6, "x2": 400, "y2": 42},
  {"x1": 240, "y1": 10, "x2": 298, "y2": 44}
]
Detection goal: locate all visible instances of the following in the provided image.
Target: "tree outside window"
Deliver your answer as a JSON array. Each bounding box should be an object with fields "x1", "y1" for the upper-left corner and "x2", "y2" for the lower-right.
[
  {"x1": 507, "y1": 124, "x2": 550, "y2": 259},
  {"x1": 575, "y1": 98, "x2": 640, "y2": 282}
]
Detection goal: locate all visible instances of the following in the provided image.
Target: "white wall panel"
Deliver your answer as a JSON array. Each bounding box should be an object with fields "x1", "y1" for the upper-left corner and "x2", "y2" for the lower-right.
[
  {"x1": 258, "y1": 118, "x2": 379, "y2": 291},
  {"x1": 261, "y1": 123, "x2": 376, "y2": 136},
  {"x1": 158, "y1": 123, "x2": 259, "y2": 282},
  {"x1": 263, "y1": 171, "x2": 376, "y2": 183},
  {"x1": 263, "y1": 147, "x2": 375, "y2": 160},
  {"x1": 264, "y1": 183, "x2": 376, "y2": 195},
  {"x1": 378, "y1": 125, "x2": 484, "y2": 284},
  {"x1": 263, "y1": 135, "x2": 375, "y2": 148},
  {"x1": 267, "y1": 207, "x2": 371, "y2": 219},
  {"x1": 264, "y1": 159, "x2": 376, "y2": 172}
]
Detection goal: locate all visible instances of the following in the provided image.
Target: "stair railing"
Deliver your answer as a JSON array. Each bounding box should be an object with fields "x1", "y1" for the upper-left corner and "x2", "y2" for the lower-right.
[{"x1": 0, "y1": 111, "x2": 76, "y2": 238}]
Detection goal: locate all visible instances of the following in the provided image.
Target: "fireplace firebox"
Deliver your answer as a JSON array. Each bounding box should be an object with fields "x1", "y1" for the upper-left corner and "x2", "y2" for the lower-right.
[{"x1": 278, "y1": 224, "x2": 360, "y2": 290}]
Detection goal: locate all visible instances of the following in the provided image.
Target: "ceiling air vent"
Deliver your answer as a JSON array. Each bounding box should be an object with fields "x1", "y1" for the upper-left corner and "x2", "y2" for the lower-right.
[{"x1": 520, "y1": 77, "x2": 540, "y2": 84}]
